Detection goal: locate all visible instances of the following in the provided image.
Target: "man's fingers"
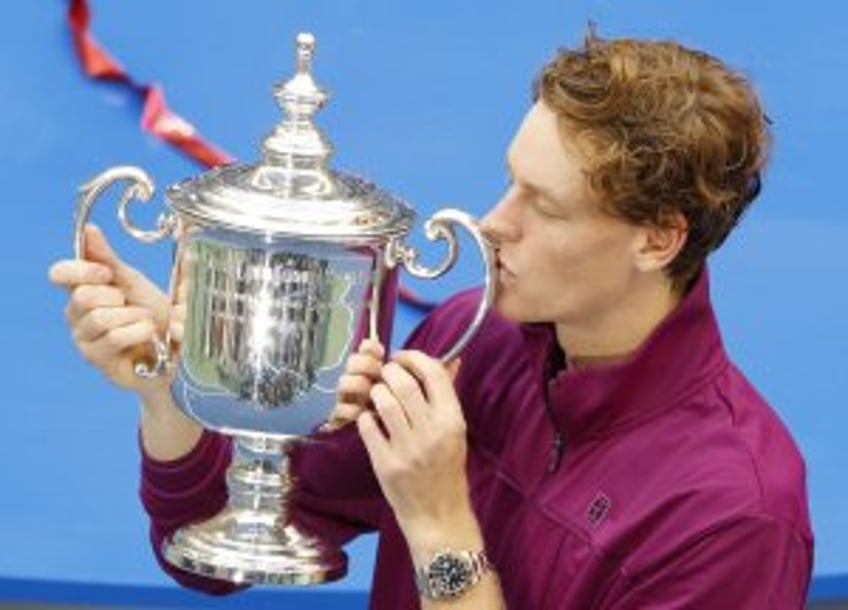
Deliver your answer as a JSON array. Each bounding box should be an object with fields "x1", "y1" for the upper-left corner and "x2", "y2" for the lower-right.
[
  {"x1": 380, "y1": 361, "x2": 429, "y2": 426},
  {"x1": 321, "y1": 402, "x2": 366, "y2": 432},
  {"x1": 370, "y1": 382, "x2": 412, "y2": 442},
  {"x1": 79, "y1": 318, "x2": 156, "y2": 361},
  {"x1": 169, "y1": 304, "x2": 186, "y2": 344},
  {"x1": 330, "y1": 401, "x2": 366, "y2": 422},
  {"x1": 79, "y1": 224, "x2": 146, "y2": 292},
  {"x1": 446, "y1": 358, "x2": 462, "y2": 382},
  {"x1": 392, "y1": 350, "x2": 461, "y2": 410},
  {"x1": 82, "y1": 225, "x2": 127, "y2": 272},
  {"x1": 357, "y1": 411, "x2": 392, "y2": 466},
  {"x1": 345, "y1": 351, "x2": 384, "y2": 379},
  {"x1": 66, "y1": 285, "x2": 126, "y2": 323},
  {"x1": 49, "y1": 224, "x2": 124, "y2": 288},
  {"x1": 323, "y1": 340, "x2": 388, "y2": 433},
  {"x1": 336, "y1": 374, "x2": 375, "y2": 402},
  {"x1": 358, "y1": 338, "x2": 386, "y2": 360},
  {"x1": 82, "y1": 224, "x2": 168, "y2": 312},
  {"x1": 74, "y1": 306, "x2": 154, "y2": 343},
  {"x1": 48, "y1": 260, "x2": 113, "y2": 288}
]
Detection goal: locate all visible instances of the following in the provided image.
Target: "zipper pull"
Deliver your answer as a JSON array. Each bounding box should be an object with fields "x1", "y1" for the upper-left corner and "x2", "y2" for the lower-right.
[{"x1": 548, "y1": 432, "x2": 565, "y2": 473}]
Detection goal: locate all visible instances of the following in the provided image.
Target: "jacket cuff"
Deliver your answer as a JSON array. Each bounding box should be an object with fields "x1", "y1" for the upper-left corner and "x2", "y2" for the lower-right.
[{"x1": 139, "y1": 429, "x2": 231, "y2": 511}]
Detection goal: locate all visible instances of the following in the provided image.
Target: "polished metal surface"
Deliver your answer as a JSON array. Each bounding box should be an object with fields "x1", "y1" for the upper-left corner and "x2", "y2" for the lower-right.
[
  {"x1": 167, "y1": 166, "x2": 416, "y2": 241},
  {"x1": 163, "y1": 436, "x2": 347, "y2": 585},
  {"x1": 164, "y1": 32, "x2": 416, "y2": 241},
  {"x1": 387, "y1": 208, "x2": 496, "y2": 363},
  {"x1": 71, "y1": 31, "x2": 494, "y2": 586},
  {"x1": 172, "y1": 231, "x2": 381, "y2": 437}
]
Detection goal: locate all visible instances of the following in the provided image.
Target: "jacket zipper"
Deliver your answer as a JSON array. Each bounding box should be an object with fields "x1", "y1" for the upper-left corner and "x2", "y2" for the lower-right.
[
  {"x1": 542, "y1": 355, "x2": 566, "y2": 474},
  {"x1": 548, "y1": 430, "x2": 565, "y2": 473}
]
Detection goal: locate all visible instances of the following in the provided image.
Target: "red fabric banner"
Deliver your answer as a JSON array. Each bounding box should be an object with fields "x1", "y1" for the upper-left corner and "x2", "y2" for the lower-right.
[{"x1": 68, "y1": 0, "x2": 233, "y2": 167}]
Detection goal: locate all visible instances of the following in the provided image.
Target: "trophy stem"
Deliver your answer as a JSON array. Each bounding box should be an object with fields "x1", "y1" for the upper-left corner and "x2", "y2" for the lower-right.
[{"x1": 162, "y1": 434, "x2": 347, "y2": 585}]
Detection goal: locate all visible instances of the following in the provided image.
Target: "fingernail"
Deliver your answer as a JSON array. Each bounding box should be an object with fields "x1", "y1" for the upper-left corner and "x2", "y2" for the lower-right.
[
  {"x1": 318, "y1": 417, "x2": 348, "y2": 433},
  {"x1": 317, "y1": 420, "x2": 337, "y2": 433}
]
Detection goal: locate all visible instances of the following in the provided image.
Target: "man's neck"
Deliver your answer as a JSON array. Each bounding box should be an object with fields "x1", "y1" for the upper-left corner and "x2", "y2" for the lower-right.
[{"x1": 555, "y1": 281, "x2": 682, "y2": 370}]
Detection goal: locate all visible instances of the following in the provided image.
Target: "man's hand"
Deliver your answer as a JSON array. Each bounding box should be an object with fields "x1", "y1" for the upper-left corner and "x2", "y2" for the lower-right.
[
  {"x1": 356, "y1": 350, "x2": 473, "y2": 551},
  {"x1": 48, "y1": 224, "x2": 172, "y2": 398},
  {"x1": 321, "y1": 339, "x2": 385, "y2": 432}
]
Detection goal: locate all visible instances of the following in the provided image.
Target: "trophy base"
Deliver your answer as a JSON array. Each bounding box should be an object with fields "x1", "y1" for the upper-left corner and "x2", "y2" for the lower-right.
[{"x1": 162, "y1": 505, "x2": 348, "y2": 585}]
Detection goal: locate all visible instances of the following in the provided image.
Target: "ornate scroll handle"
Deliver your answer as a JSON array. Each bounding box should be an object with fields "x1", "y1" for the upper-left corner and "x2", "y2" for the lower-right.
[
  {"x1": 387, "y1": 208, "x2": 496, "y2": 363},
  {"x1": 73, "y1": 166, "x2": 177, "y2": 378}
]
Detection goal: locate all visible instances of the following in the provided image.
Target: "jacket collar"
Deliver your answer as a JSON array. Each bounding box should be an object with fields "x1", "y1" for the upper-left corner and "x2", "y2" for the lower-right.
[{"x1": 521, "y1": 269, "x2": 728, "y2": 443}]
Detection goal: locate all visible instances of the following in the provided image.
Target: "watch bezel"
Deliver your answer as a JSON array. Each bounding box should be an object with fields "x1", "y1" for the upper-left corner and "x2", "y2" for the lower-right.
[{"x1": 426, "y1": 551, "x2": 474, "y2": 598}]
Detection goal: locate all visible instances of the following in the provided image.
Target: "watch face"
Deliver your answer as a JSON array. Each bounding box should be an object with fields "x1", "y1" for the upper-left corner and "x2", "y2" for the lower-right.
[{"x1": 429, "y1": 552, "x2": 472, "y2": 597}]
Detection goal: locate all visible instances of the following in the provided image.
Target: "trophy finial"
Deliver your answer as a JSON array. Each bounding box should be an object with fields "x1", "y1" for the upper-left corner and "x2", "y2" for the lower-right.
[
  {"x1": 261, "y1": 32, "x2": 333, "y2": 167},
  {"x1": 296, "y1": 32, "x2": 316, "y2": 74}
]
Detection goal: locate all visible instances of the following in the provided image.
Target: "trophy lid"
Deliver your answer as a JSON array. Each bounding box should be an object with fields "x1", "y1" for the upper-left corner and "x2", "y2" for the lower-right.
[{"x1": 166, "y1": 33, "x2": 415, "y2": 242}]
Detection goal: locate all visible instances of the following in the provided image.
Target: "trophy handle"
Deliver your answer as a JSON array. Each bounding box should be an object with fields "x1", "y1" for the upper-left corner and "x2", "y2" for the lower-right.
[
  {"x1": 74, "y1": 166, "x2": 178, "y2": 379},
  {"x1": 388, "y1": 208, "x2": 496, "y2": 363}
]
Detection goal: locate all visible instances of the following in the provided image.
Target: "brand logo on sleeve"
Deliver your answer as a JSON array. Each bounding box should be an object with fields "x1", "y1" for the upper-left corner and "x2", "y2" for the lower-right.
[{"x1": 586, "y1": 492, "x2": 612, "y2": 527}]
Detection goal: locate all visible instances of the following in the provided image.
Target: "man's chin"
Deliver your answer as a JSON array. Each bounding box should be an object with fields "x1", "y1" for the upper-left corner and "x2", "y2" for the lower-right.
[{"x1": 493, "y1": 294, "x2": 536, "y2": 324}]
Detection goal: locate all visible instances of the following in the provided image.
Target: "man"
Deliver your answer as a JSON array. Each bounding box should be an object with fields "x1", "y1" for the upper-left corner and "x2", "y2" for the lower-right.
[{"x1": 50, "y1": 32, "x2": 812, "y2": 608}]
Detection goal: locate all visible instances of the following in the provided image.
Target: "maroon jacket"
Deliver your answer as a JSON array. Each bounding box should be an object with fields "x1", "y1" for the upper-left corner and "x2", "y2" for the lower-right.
[{"x1": 142, "y1": 271, "x2": 813, "y2": 608}]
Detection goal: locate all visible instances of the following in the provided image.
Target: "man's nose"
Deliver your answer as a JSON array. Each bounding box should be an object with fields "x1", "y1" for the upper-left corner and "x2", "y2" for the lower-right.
[{"x1": 480, "y1": 193, "x2": 521, "y2": 245}]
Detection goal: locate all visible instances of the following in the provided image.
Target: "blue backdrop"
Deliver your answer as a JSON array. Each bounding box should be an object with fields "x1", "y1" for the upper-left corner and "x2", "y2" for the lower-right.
[{"x1": 1, "y1": 1, "x2": 845, "y2": 606}]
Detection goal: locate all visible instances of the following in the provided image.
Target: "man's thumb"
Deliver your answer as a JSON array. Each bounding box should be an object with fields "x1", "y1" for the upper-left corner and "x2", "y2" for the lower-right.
[
  {"x1": 82, "y1": 224, "x2": 128, "y2": 275},
  {"x1": 446, "y1": 358, "x2": 462, "y2": 383}
]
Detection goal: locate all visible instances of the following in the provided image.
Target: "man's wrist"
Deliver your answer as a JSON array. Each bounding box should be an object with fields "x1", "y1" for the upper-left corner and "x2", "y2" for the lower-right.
[
  {"x1": 399, "y1": 505, "x2": 485, "y2": 566},
  {"x1": 139, "y1": 388, "x2": 204, "y2": 462}
]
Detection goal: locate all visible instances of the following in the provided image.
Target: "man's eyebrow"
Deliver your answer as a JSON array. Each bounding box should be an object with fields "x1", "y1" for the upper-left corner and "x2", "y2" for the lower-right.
[{"x1": 505, "y1": 157, "x2": 561, "y2": 203}]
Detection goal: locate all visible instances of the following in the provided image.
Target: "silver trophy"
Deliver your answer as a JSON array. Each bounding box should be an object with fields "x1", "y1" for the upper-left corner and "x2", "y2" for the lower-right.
[{"x1": 72, "y1": 33, "x2": 494, "y2": 585}]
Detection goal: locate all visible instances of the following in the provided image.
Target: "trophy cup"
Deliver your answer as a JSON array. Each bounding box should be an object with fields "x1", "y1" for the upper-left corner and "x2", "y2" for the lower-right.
[{"x1": 72, "y1": 33, "x2": 494, "y2": 585}]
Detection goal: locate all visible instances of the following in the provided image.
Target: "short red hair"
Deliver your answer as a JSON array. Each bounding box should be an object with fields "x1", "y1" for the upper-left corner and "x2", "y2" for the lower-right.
[{"x1": 536, "y1": 32, "x2": 771, "y2": 291}]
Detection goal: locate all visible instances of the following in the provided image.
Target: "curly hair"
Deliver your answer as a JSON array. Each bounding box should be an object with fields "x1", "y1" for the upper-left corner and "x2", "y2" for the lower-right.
[{"x1": 535, "y1": 31, "x2": 771, "y2": 292}]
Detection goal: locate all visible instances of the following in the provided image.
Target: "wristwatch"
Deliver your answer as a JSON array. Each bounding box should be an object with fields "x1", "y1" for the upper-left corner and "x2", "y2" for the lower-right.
[{"x1": 415, "y1": 549, "x2": 492, "y2": 600}]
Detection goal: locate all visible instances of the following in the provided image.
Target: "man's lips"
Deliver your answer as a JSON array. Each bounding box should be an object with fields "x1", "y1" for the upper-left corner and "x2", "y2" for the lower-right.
[{"x1": 496, "y1": 256, "x2": 517, "y2": 284}]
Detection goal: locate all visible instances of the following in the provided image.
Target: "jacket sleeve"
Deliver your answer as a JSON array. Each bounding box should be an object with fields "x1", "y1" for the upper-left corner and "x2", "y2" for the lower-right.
[
  {"x1": 595, "y1": 516, "x2": 812, "y2": 610},
  {"x1": 140, "y1": 429, "x2": 237, "y2": 594},
  {"x1": 140, "y1": 425, "x2": 384, "y2": 594}
]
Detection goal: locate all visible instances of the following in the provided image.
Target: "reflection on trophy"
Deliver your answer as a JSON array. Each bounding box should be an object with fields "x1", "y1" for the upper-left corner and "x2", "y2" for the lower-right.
[{"x1": 72, "y1": 33, "x2": 494, "y2": 585}]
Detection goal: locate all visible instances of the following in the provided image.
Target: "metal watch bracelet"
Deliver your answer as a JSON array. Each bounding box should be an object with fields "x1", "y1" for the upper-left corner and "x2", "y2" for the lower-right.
[{"x1": 415, "y1": 548, "x2": 493, "y2": 600}]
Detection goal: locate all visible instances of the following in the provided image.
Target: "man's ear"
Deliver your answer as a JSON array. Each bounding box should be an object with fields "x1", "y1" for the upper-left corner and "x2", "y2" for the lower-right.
[{"x1": 633, "y1": 210, "x2": 688, "y2": 273}]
